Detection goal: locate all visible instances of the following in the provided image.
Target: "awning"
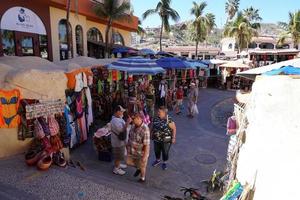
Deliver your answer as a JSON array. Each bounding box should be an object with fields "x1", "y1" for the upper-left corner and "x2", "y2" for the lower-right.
[
  {"x1": 106, "y1": 57, "x2": 165, "y2": 75},
  {"x1": 237, "y1": 58, "x2": 300, "y2": 80},
  {"x1": 263, "y1": 65, "x2": 300, "y2": 76},
  {"x1": 55, "y1": 56, "x2": 117, "y2": 70},
  {"x1": 220, "y1": 61, "x2": 250, "y2": 69},
  {"x1": 138, "y1": 48, "x2": 156, "y2": 56},
  {"x1": 201, "y1": 59, "x2": 226, "y2": 65},
  {"x1": 156, "y1": 57, "x2": 196, "y2": 69}
]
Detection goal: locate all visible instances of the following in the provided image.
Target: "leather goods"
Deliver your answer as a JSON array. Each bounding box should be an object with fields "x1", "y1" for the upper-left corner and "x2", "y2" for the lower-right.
[{"x1": 37, "y1": 153, "x2": 53, "y2": 171}]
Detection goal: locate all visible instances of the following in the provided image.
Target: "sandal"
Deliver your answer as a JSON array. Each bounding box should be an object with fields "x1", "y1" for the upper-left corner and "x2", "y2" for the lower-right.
[{"x1": 53, "y1": 152, "x2": 67, "y2": 168}]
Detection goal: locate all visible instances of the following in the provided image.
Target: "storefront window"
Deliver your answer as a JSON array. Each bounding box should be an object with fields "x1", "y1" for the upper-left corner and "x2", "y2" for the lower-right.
[
  {"x1": 21, "y1": 36, "x2": 34, "y2": 56},
  {"x1": 113, "y1": 32, "x2": 124, "y2": 46},
  {"x1": 76, "y1": 25, "x2": 84, "y2": 56},
  {"x1": 87, "y1": 27, "x2": 103, "y2": 43},
  {"x1": 1, "y1": 30, "x2": 15, "y2": 56},
  {"x1": 39, "y1": 35, "x2": 48, "y2": 59},
  {"x1": 59, "y1": 19, "x2": 73, "y2": 60}
]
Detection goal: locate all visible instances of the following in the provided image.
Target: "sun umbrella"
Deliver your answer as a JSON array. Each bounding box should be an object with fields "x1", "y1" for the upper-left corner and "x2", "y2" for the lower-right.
[
  {"x1": 263, "y1": 65, "x2": 300, "y2": 76},
  {"x1": 156, "y1": 51, "x2": 174, "y2": 57},
  {"x1": 138, "y1": 48, "x2": 156, "y2": 56},
  {"x1": 186, "y1": 59, "x2": 208, "y2": 68},
  {"x1": 156, "y1": 57, "x2": 196, "y2": 69},
  {"x1": 106, "y1": 57, "x2": 165, "y2": 75}
]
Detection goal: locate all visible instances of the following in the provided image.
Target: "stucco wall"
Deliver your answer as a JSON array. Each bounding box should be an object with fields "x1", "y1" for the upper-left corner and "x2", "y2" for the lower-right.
[
  {"x1": 236, "y1": 76, "x2": 300, "y2": 200},
  {"x1": 0, "y1": 129, "x2": 32, "y2": 158},
  {"x1": 50, "y1": 7, "x2": 132, "y2": 62}
]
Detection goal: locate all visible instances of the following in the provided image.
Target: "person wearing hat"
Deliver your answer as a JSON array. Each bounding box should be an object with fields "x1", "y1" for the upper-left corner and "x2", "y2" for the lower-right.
[
  {"x1": 126, "y1": 112, "x2": 150, "y2": 182},
  {"x1": 188, "y1": 82, "x2": 199, "y2": 118},
  {"x1": 111, "y1": 105, "x2": 131, "y2": 175}
]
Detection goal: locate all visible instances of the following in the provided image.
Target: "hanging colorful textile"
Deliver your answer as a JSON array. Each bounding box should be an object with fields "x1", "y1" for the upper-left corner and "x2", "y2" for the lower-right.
[
  {"x1": 182, "y1": 70, "x2": 187, "y2": 81},
  {"x1": 117, "y1": 71, "x2": 122, "y2": 81},
  {"x1": 97, "y1": 80, "x2": 103, "y2": 95},
  {"x1": 0, "y1": 89, "x2": 21, "y2": 128},
  {"x1": 108, "y1": 71, "x2": 112, "y2": 84},
  {"x1": 189, "y1": 69, "x2": 194, "y2": 78},
  {"x1": 148, "y1": 75, "x2": 152, "y2": 81},
  {"x1": 112, "y1": 70, "x2": 118, "y2": 81}
]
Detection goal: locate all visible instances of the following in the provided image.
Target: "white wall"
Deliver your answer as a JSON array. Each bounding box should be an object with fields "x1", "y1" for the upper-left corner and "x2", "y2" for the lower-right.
[{"x1": 236, "y1": 76, "x2": 300, "y2": 200}]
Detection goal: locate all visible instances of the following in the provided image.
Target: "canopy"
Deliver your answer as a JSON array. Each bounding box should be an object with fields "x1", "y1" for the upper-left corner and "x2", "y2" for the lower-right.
[
  {"x1": 106, "y1": 57, "x2": 165, "y2": 75},
  {"x1": 201, "y1": 59, "x2": 226, "y2": 65},
  {"x1": 0, "y1": 56, "x2": 67, "y2": 100},
  {"x1": 138, "y1": 48, "x2": 156, "y2": 56},
  {"x1": 186, "y1": 60, "x2": 208, "y2": 68},
  {"x1": 263, "y1": 65, "x2": 300, "y2": 76},
  {"x1": 156, "y1": 57, "x2": 196, "y2": 69},
  {"x1": 112, "y1": 47, "x2": 137, "y2": 54},
  {"x1": 55, "y1": 56, "x2": 116, "y2": 70},
  {"x1": 220, "y1": 61, "x2": 250, "y2": 69},
  {"x1": 156, "y1": 51, "x2": 174, "y2": 57},
  {"x1": 237, "y1": 58, "x2": 300, "y2": 80}
]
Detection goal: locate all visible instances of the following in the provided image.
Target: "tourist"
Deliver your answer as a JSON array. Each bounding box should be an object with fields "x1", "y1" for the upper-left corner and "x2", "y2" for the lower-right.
[
  {"x1": 110, "y1": 105, "x2": 131, "y2": 175},
  {"x1": 151, "y1": 106, "x2": 176, "y2": 170},
  {"x1": 175, "y1": 86, "x2": 184, "y2": 114},
  {"x1": 188, "y1": 83, "x2": 199, "y2": 118},
  {"x1": 158, "y1": 79, "x2": 168, "y2": 106},
  {"x1": 126, "y1": 112, "x2": 150, "y2": 182},
  {"x1": 145, "y1": 81, "x2": 155, "y2": 119}
]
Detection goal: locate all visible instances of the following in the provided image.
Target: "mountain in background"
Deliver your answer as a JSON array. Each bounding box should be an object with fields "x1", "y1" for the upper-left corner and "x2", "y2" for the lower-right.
[{"x1": 134, "y1": 21, "x2": 284, "y2": 48}]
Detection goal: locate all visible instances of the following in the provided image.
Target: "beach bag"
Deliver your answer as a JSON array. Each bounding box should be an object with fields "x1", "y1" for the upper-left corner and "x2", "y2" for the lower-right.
[
  {"x1": 191, "y1": 104, "x2": 199, "y2": 115},
  {"x1": 227, "y1": 116, "x2": 237, "y2": 135}
]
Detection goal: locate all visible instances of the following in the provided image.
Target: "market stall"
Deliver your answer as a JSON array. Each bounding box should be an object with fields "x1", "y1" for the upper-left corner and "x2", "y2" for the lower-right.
[
  {"x1": 156, "y1": 57, "x2": 197, "y2": 108},
  {"x1": 0, "y1": 56, "x2": 69, "y2": 165},
  {"x1": 219, "y1": 61, "x2": 251, "y2": 90},
  {"x1": 106, "y1": 57, "x2": 165, "y2": 116}
]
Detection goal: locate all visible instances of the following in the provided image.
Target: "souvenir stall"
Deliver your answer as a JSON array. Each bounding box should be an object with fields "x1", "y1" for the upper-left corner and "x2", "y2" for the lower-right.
[
  {"x1": 156, "y1": 57, "x2": 197, "y2": 107},
  {"x1": 106, "y1": 57, "x2": 165, "y2": 116},
  {"x1": 187, "y1": 60, "x2": 210, "y2": 88},
  {"x1": 0, "y1": 56, "x2": 69, "y2": 169},
  {"x1": 219, "y1": 61, "x2": 250, "y2": 90}
]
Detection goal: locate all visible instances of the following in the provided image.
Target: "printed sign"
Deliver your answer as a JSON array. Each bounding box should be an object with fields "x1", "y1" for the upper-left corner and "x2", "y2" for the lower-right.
[{"x1": 0, "y1": 7, "x2": 46, "y2": 35}]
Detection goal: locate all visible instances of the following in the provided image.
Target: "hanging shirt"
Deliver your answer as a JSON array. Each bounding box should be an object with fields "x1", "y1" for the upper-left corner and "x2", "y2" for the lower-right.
[
  {"x1": 0, "y1": 89, "x2": 21, "y2": 128},
  {"x1": 159, "y1": 82, "x2": 167, "y2": 98},
  {"x1": 85, "y1": 87, "x2": 93, "y2": 127}
]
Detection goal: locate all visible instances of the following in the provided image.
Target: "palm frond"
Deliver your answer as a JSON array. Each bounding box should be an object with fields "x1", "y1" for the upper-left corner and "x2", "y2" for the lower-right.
[{"x1": 142, "y1": 9, "x2": 157, "y2": 20}]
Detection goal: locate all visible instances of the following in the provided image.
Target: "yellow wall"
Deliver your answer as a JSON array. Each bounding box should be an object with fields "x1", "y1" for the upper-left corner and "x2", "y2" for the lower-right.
[
  {"x1": 50, "y1": 7, "x2": 132, "y2": 62},
  {"x1": 0, "y1": 128, "x2": 32, "y2": 158}
]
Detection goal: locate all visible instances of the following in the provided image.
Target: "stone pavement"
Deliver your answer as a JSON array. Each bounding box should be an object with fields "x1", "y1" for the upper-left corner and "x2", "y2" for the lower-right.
[{"x1": 0, "y1": 89, "x2": 235, "y2": 200}]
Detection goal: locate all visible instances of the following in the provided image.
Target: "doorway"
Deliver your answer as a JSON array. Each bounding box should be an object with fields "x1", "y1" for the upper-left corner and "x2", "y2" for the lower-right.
[{"x1": 15, "y1": 32, "x2": 40, "y2": 57}]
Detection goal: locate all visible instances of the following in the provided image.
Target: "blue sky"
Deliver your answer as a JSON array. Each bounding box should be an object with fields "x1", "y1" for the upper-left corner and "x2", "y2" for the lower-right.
[{"x1": 131, "y1": 0, "x2": 300, "y2": 28}]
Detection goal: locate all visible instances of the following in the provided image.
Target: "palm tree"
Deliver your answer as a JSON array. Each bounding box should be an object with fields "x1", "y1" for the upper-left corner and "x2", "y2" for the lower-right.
[
  {"x1": 243, "y1": 7, "x2": 262, "y2": 22},
  {"x1": 204, "y1": 13, "x2": 216, "y2": 47},
  {"x1": 94, "y1": 0, "x2": 131, "y2": 57},
  {"x1": 137, "y1": 19, "x2": 145, "y2": 36},
  {"x1": 277, "y1": 11, "x2": 300, "y2": 49},
  {"x1": 224, "y1": 12, "x2": 260, "y2": 53},
  {"x1": 225, "y1": 0, "x2": 240, "y2": 23},
  {"x1": 142, "y1": 0, "x2": 180, "y2": 51},
  {"x1": 190, "y1": 1, "x2": 215, "y2": 57}
]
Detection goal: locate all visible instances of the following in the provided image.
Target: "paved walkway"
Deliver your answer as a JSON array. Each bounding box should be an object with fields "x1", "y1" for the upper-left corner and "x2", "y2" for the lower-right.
[{"x1": 0, "y1": 89, "x2": 235, "y2": 200}]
